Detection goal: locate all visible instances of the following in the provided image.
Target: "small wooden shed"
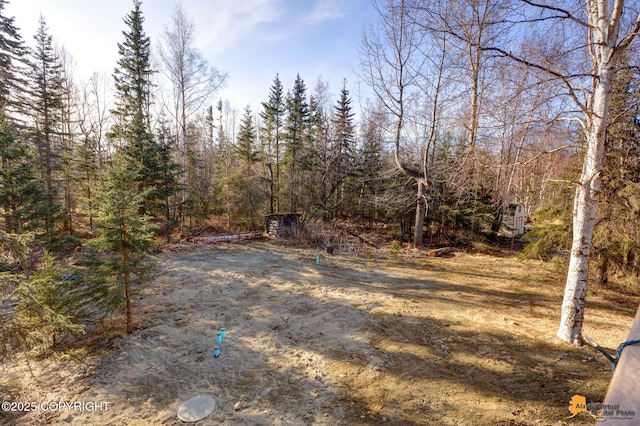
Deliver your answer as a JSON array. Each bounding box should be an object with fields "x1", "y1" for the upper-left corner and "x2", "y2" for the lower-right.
[
  {"x1": 503, "y1": 203, "x2": 526, "y2": 236},
  {"x1": 265, "y1": 214, "x2": 302, "y2": 238}
]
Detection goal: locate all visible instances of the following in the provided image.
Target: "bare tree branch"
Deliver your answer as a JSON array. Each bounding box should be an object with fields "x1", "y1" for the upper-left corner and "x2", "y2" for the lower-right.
[{"x1": 520, "y1": 0, "x2": 592, "y2": 29}]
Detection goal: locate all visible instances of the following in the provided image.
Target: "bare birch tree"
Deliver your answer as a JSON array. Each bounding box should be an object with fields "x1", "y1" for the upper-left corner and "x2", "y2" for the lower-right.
[
  {"x1": 158, "y1": 3, "x2": 226, "y2": 238},
  {"x1": 80, "y1": 72, "x2": 112, "y2": 165},
  {"x1": 554, "y1": 1, "x2": 640, "y2": 343},
  {"x1": 361, "y1": 0, "x2": 450, "y2": 248},
  {"x1": 480, "y1": 1, "x2": 640, "y2": 343}
]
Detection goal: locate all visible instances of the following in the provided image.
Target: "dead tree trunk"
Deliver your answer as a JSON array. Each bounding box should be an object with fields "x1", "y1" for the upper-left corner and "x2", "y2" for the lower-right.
[{"x1": 413, "y1": 179, "x2": 427, "y2": 247}]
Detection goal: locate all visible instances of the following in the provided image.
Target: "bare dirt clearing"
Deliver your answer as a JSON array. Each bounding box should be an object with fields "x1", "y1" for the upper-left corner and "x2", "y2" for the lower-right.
[{"x1": 3, "y1": 240, "x2": 637, "y2": 425}]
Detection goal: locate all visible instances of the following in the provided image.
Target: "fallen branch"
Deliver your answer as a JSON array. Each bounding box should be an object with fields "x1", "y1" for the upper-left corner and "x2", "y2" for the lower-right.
[
  {"x1": 188, "y1": 232, "x2": 264, "y2": 244},
  {"x1": 427, "y1": 247, "x2": 455, "y2": 257}
]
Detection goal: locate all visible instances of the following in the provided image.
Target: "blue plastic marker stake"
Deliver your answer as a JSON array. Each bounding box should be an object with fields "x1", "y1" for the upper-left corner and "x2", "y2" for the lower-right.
[
  {"x1": 213, "y1": 347, "x2": 221, "y2": 358},
  {"x1": 316, "y1": 254, "x2": 320, "y2": 264},
  {"x1": 220, "y1": 328, "x2": 226, "y2": 338},
  {"x1": 216, "y1": 333, "x2": 223, "y2": 345}
]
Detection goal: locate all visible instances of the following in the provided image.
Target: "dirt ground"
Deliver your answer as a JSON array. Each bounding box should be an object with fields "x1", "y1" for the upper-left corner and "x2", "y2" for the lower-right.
[{"x1": 2, "y1": 239, "x2": 638, "y2": 425}]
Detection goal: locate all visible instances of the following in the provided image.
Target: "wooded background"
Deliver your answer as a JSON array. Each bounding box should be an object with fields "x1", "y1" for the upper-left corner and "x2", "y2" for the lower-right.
[{"x1": 1, "y1": 0, "x2": 639, "y2": 350}]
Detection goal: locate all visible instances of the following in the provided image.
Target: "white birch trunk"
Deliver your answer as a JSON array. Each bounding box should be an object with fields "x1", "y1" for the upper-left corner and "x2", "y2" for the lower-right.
[
  {"x1": 557, "y1": 83, "x2": 610, "y2": 343},
  {"x1": 556, "y1": 0, "x2": 639, "y2": 343},
  {"x1": 413, "y1": 179, "x2": 427, "y2": 248}
]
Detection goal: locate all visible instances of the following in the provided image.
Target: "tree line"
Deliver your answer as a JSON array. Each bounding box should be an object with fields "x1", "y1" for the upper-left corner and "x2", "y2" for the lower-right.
[{"x1": 1, "y1": 0, "x2": 639, "y2": 354}]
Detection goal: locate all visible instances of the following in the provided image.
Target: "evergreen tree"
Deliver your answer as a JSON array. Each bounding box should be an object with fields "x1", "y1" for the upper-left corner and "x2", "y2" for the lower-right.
[
  {"x1": 236, "y1": 105, "x2": 260, "y2": 171},
  {"x1": 28, "y1": 16, "x2": 65, "y2": 240},
  {"x1": 357, "y1": 101, "x2": 387, "y2": 221},
  {"x1": 1, "y1": 237, "x2": 83, "y2": 357},
  {"x1": 0, "y1": 3, "x2": 51, "y2": 239},
  {"x1": 86, "y1": 149, "x2": 156, "y2": 334},
  {"x1": 154, "y1": 119, "x2": 181, "y2": 240},
  {"x1": 234, "y1": 105, "x2": 262, "y2": 229},
  {"x1": 331, "y1": 80, "x2": 356, "y2": 215},
  {"x1": 0, "y1": 117, "x2": 49, "y2": 234},
  {"x1": 301, "y1": 94, "x2": 326, "y2": 216},
  {"x1": 0, "y1": 0, "x2": 28, "y2": 117},
  {"x1": 0, "y1": 229, "x2": 32, "y2": 268},
  {"x1": 112, "y1": 0, "x2": 152, "y2": 132},
  {"x1": 110, "y1": 0, "x2": 162, "y2": 214},
  {"x1": 12, "y1": 250, "x2": 84, "y2": 350},
  {"x1": 261, "y1": 74, "x2": 285, "y2": 213},
  {"x1": 284, "y1": 74, "x2": 309, "y2": 212}
]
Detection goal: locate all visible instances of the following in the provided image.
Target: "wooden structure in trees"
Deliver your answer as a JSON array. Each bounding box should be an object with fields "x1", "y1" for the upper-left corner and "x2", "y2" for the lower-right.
[
  {"x1": 503, "y1": 203, "x2": 526, "y2": 236},
  {"x1": 265, "y1": 214, "x2": 302, "y2": 238}
]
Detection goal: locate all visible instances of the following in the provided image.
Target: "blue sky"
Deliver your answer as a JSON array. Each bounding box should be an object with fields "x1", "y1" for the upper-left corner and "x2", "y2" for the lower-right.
[{"x1": 6, "y1": 0, "x2": 376, "y2": 112}]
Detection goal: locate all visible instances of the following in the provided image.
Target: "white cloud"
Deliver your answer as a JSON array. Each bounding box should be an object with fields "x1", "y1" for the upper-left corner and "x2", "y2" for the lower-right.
[
  {"x1": 184, "y1": 0, "x2": 354, "y2": 57},
  {"x1": 185, "y1": 0, "x2": 284, "y2": 53},
  {"x1": 301, "y1": 0, "x2": 349, "y2": 25}
]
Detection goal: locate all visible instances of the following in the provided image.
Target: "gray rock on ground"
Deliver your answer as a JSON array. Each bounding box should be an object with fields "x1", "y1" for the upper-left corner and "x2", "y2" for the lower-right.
[{"x1": 177, "y1": 395, "x2": 218, "y2": 422}]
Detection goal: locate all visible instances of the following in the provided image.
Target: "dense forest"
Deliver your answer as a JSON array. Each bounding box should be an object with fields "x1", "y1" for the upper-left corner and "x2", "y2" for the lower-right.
[{"x1": 1, "y1": 0, "x2": 640, "y2": 359}]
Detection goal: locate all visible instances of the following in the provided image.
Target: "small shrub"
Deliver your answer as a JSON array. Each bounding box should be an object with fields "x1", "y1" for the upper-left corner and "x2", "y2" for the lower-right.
[
  {"x1": 386, "y1": 228, "x2": 401, "y2": 240},
  {"x1": 1, "y1": 250, "x2": 85, "y2": 358},
  {"x1": 365, "y1": 249, "x2": 374, "y2": 261},
  {"x1": 389, "y1": 240, "x2": 401, "y2": 261}
]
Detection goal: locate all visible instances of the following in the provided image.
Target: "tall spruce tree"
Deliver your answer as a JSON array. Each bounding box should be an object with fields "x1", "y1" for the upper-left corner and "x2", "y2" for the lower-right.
[
  {"x1": 331, "y1": 80, "x2": 356, "y2": 216},
  {"x1": 302, "y1": 94, "x2": 328, "y2": 217},
  {"x1": 0, "y1": 0, "x2": 27, "y2": 117},
  {"x1": 110, "y1": 0, "x2": 162, "y2": 214},
  {"x1": 236, "y1": 105, "x2": 259, "y2": 173},
  {"x1": 28, "y1": 16, "x2": 65, "y2": 240},
  {"x1": 356, "y1": 100, "x2": 388, "y2": 221},
  {"x1": 261, "y1": 74, "x2": 285, "y2": 213},
  {"x1": 112, "y1": 0, "x2": 152, "y2": 132},
  {"x1": 234, "y1": 105, "x2": 262, "y2": 229},
  {"x1": 284, "y1": 74, "x2": 309, "y2": 213}
]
